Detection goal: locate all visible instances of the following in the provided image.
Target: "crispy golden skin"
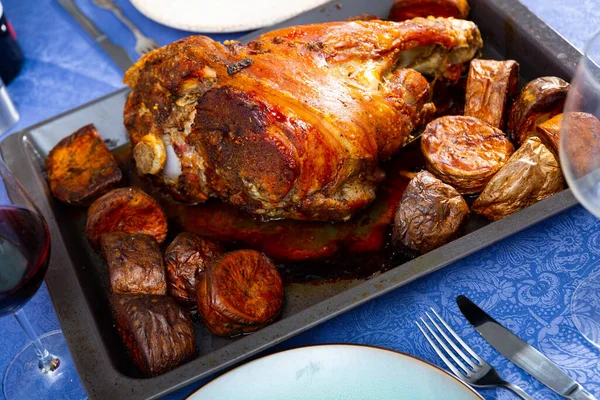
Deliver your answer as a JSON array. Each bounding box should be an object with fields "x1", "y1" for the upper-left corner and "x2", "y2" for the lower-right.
[
  {"x1": 101, "y1": 232, "x2": 167, "y2": 295},
  {"x1": 86, "y1": 187, "x2": 168, "y2": 250},
  {"x1": 507, "y1": 76, "x2": 569, "y2": 145},
  {"x1": 110, "y1": 294, "x2": 196, "y2": 377},
  {"x1": 472, "y1": 136, "x2": 564, "y2": 221},
  {"x1": 123, "y1": 18, "x2": 482, "y2": 221},
  {"x1": 197, "y1": 250, "x2": 283, "y2": 337},
  {"x1": 45, "y1": 124, "x2": 122, "y2": 206},
  {"x1": 560, "y1": 112, "x2": 600, "y2": 178},
  {"x1": 164, "y1": 233, "x2": 224, "y2": 305},
  {"x1": 464, "y1": 59, "x2": 519, "y2": 130},
  {"x1": 388, "y1": 0, "x2": 470, "y2": 21},
  {"x1": 393, "y1": 171, "x2": 468, "y2": 253},
  {"x1": 421, "y1": 116, "x2": 514, "y2": 194}
]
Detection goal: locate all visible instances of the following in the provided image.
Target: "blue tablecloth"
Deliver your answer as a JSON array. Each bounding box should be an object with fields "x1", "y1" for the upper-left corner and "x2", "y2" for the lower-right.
[{"x1": 2, "y1": 1, "x2": 600, "y2": 399}]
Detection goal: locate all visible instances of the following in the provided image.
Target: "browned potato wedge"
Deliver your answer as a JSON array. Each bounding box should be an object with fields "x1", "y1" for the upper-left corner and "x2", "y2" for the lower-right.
[
  {"x1": 393, "y1": 171, "x2": 469, "y2": 253},
  {"x1": 164, "y1": 233, "x2": 224, "y2": 305},
  {"x1": 101, "y1": 232, "x2": 166, "y2": 295},
  {"x1": 197, "y1": 250, "x2": 284, "y2": 337},
  {"x1": 45, "y1": 124, "x2": 122, "y2": 206},
  {"x1": 421, "y1": 116, "x2": 514, "y2": 194},
  {"x1": 507, "y1": 77, "x2": 569, "y2": 145},
  {"x1": 110, "y1": 294, "x2": 196, "y2": 377},
  {"x1": 561, "y1": 112, "x2": 600, "y2": 178},
  {"x1": 472, "y1": 136, "x2": 564, "y2": 221},
  {"x1": 86, "y1": 187, "x2": 168, "y2": 250},
  {"x1": 133, "y1": 133, "x2": 166, "y2": 175},
  {"x1": 536, "y1": 113, "x2": 562, "y2": 157},
  {"x1": 388, "y1": 0, "x2": 469, "y2": 21},
  {"x1": 464, "y1": 59, "x2": 519, "y2": 130}
]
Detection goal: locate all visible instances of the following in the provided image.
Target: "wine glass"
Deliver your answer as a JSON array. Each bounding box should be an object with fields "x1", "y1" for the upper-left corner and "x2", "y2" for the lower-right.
[
  {"x1": 0, "y1": 157, "x2": 87, "y2": 399},
  {"x1": 560, "y1": 30, "x2": 600, "y2": 349}
]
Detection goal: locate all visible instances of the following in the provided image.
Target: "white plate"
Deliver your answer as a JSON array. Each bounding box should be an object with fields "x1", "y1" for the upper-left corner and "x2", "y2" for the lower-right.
[
  {"x1": 189, "y1": 344, "x2": 483, "y2": 400},
  {"x1": 130, "y1": 0, "x2": 332, "y2": 33}
]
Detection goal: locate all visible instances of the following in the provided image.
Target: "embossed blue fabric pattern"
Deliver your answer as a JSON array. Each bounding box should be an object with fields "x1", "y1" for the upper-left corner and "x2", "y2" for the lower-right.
[{"x1": 1, "y1": 1, "x2": 600, "y2": 399}]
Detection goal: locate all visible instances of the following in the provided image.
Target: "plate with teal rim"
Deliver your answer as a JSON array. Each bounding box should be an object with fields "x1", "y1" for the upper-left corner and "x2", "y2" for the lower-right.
[{"x1": 189, "y1": 344, "x2": 483, "y2": 399}]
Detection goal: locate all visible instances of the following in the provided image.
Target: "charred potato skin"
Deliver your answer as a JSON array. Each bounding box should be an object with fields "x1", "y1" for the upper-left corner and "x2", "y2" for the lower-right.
[
  {"x1": 45, "y1": 124, "x2": 122, "y2": 206},
  {"x1": 388, "y1": 0, "x2": 470, "y2": 21},
  {"x1": 472, "y1": 136, "x2": 564, "y2": 221},
  {"x1": 101, "y1": 232, "x2": 167, "y2": 295},
  {"x1": 464, "y1": 59, "x2": 519, "y2": 130},
  {"x1": 421, "y1": 116, "x2": 514, "y2": 194},
  {"x1": 164, "y1": 233, "x2": 224, "y2": 305},
  {"x1": 110, "y1": 294, "x2": 196, "y2": 377},
  {"x1": 393, "y1": 171, "x2": 469, "y2": 253},
  {"x1": 86, "y1": 187, "x2": 168, "y2": 250},
  {"x1": 507, "y1": 76, "x2": 569, "y2": 145},
  {"x1": 197, "y1": 250, "x2": 284, "y2": 337}
]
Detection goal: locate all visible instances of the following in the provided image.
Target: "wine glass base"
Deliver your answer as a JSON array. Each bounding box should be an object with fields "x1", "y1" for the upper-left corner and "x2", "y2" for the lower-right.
[
  {"x1": 2, "y1": 330, "x2": 87, "y2": 400},
  {"x1": 571, "y1": 270, "x2": 600, "y2": 349}
]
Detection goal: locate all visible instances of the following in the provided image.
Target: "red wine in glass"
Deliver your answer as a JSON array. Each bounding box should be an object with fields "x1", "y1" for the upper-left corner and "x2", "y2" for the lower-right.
[{"x1": 0, "y1": 206, "x2": 50, "y2": 316}]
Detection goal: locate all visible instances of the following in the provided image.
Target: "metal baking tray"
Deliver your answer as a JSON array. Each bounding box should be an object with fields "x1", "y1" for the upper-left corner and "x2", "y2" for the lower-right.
[{"x1": 0, "y1": 0, "x2": 581, "y2": 398}]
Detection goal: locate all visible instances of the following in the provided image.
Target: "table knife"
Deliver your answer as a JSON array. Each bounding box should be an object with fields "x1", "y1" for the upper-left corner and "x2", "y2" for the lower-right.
[
  {"x1": 457, "y1": 295, "x2": 597, "y2": 400},
  {"x1": 56, "y1": 0, "x2": 133, "y2": 71}
]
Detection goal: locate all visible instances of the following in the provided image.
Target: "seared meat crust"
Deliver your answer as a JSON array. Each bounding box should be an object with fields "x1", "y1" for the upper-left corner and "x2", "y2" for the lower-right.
[{"x1": 123, "y1": 18, "x2": 482, "y2": 221}]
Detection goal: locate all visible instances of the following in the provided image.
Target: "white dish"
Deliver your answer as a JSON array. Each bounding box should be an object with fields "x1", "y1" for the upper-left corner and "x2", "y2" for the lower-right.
[
  {"x1": 189, "y1": 344, "x2": 483, "y2": 399},
  {"x1": 130, "y1": 0, "x2": 332, "y2": 33}
]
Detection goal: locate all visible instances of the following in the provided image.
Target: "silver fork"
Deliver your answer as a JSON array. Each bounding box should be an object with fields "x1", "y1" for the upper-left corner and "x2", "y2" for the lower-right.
[
  {"x1": 92, "y1": 0, "x2": 159, "y2": 55},
  {"x1": 416, "y1": 309, "x2": 533, "y2": 400}
]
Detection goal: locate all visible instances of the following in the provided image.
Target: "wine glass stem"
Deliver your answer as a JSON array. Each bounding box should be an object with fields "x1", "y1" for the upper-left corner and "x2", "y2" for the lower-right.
[{"x1": 13, "y1": 309, "x2": 60, "y2": 373}]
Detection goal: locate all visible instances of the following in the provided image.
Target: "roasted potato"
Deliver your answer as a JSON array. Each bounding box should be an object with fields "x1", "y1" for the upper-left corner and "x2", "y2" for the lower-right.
[
  {"x1": 197, "y1": 250, "x2": 284, "y2": 337},
  {"x1": 388, "y1": 0, "x2": 469, "y2": 21},
  {"x1": 101, "y1": 232, "x2": 166, "y2": 295},
  {"x1": 507, "y1": 76, "x2": 569, "y2": 145},
  {"x1": 164, "y1": 233, "x2": 224, "y2": 305},
  {"x1": 86, "y1": 187, "x2": 168, "y2": 250},
  {"x1": 472, "y1": 136, "x2": 564, "y2": 221},
  {"x1": 464, "y1": 59, "x2": 519, "y2": 130},
  {"x1": 393, "y1": 171, "x2": 469, "y2": 253},
  {"x1": 45, "y1": 124, "x2": 122, "y2": 206},
  {"x1": 421, "y1": 116, "x2": 514, "y2": 194},
  {"x1": 560, "y1": 112, "x2": 600, "y2": 178},
  {"x1": 110, "y1": 294, "x2": 196, "y2": 377},
  {"x1": 536, "y1": 113, "x2": 562, "y2": 157}
]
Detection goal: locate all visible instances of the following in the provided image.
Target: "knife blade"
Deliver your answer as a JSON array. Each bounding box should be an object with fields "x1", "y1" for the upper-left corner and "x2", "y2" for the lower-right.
[
  {"x1": 457, "y1": 295, "x2": 597, "y2": 400},
  {"x1": 57, "y1": 0, "x2": 134, "y2": 72}
]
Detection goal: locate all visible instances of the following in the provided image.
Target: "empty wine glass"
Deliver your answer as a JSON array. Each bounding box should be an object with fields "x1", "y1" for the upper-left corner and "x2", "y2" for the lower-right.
[
  {"x1": 0, "y1": 157, "x2": 86, "y2": 399},
  {"x1": 560, "y1": 30, "x2": 600, "y2": 349}
]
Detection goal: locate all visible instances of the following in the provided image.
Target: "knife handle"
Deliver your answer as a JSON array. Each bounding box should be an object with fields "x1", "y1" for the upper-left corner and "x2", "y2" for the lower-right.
[{"x1": 568, "y1": 386, "x2": 598, "y2": 400}]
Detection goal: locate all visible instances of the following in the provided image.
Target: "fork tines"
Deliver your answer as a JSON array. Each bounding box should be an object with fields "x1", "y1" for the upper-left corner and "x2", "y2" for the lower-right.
[{"x1": 416, "y1": 308, "x2": 483, "y2": 378}]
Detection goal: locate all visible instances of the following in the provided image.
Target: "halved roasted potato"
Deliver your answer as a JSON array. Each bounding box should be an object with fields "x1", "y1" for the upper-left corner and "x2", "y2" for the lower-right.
[
  {"x1": 507, "y1": 76, "x2": 569, "y2": 145},
  {"x1": 86, "y1": 187, "x2": 168, "y2": 250},
  {"x1": 45, "y1": 124, "x2": 122, "y2": 206},
  {"x1": 472, "y1": 136, "x2": 564, "y2": 221},
  {"x1": 464, "y1": 59, "x2": 519, "y2": 130},
  {"x1": 421, "y1": 116, "x2": 514, "y2": 194}
]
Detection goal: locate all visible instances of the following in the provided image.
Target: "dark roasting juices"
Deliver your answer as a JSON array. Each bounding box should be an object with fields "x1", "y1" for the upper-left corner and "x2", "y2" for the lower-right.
[{"x1": 0, "y1": 206, "x2": 50, "y2": 315}]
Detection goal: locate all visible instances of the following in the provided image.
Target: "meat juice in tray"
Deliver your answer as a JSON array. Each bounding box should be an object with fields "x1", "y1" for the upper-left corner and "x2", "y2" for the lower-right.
[{"x1": 29, "y1": 0, "x2": 585, "y2": 390}]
